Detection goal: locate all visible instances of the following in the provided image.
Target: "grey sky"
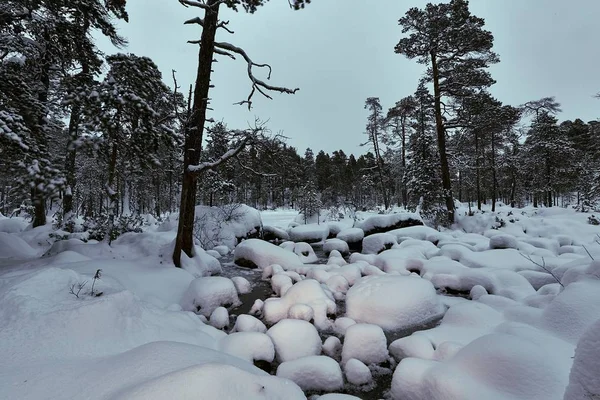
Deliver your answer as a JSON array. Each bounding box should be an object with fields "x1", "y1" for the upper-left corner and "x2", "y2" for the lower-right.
[{"x1": 98, "y1": 0, "x2": 600, "y2": 155}]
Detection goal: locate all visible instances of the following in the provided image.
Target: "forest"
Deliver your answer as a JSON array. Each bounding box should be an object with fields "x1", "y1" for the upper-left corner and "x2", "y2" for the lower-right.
[{"x1": 1, "y1": 0, "x2": 600, "y2": 399}]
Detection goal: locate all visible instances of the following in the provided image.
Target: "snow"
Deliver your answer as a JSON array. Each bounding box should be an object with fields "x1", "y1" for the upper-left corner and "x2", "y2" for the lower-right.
[
  {"x1": 489, "y1": 233, "x2": 519, "y2": 249},
  {"x1": 263, "y1": 279, "x2": 336, "y2": 329},
  {"x1": 345, "y1": 275, "x2": 444, "y2": 330},
  {"x1": 323, "y1": 336, "x2": 342, "y2": 360},
  {"x1": 341, "y1": 323, "x2": 389, "y2": 365},
  {"x1": 0, "y1": 217, "x2": 28, "y2": 233},
  {"x1": 180, "y1": 276, "x2": 240, "y2": 317},
  {"x1": 113, "y1": 363, "x2": 304, "y2": 400},
  {"x1": 231, "y1": 276, "x2": 252, "y2": 294},
  {"x1": 276, "y1": 356, "x2": 344, "y2": 392},
  {"x1": 232, "y1": 314, "x2": 267, "y2": 333},
  {"x1": 563, "y1": 318, "x2": 600, "y2": 400},
  {"x1": 333, "y1": 317, "x2": 357, "y2": 336},
  {"x1": 234, "y1": 239, "x2": 303, "y2": 269},
  {"x1": 0, "y1": 232, "x2": 38, "y2": 259},
  {"x1": 358, "y1": 212, "x2": 423, "y2": 235},
  {"x1": 218, "y1": 332, "x2": 275, "y2": 363},
  {"x1": 389, "y1": 334, "x2": 435, "y2": 362},
  {"x1": 288, "y1": 303, "x2": 315, "y2": 321},
  {"x1": 267, "y1": 319, "x2": 322, "y2": 362},
  {"x1": 362, "y1": 232, "x2": 398, "y2": 254},
  {"x1": 344, "y1": 358, "x2": 372, "y2": 386},
  {"x1": 263, "y1": 225, "x2": 291, "y2": 241},
  {"x1": 293, "y1": 241, "x2": 319, "y2": 263},
  {"x1": 289, "y1": 223, "x2": 330, "y2": 243},
  {"x1": 323, "y1": 238, "x2": 350, "y2": 255},
  {"x1": 336, "y1": 227, "x2": 364, "y2": 244},
  {"x1": 210, "y1": 306, "x2": 230, "y2": 329},
  {"x1": 192, "y1": 204, "x2": 262, "y2": 250}
]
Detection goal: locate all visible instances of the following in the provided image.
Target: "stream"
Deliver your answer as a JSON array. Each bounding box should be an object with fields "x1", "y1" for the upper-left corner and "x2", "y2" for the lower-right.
[{"x1": 219, "y1": 243, "x2": 443, "y2": 400}]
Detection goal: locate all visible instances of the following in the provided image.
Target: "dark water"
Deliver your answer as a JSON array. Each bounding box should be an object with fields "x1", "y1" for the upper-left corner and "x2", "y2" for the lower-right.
[{"x1": 218, "y1": 244, "x2": 441, "y2": 400}]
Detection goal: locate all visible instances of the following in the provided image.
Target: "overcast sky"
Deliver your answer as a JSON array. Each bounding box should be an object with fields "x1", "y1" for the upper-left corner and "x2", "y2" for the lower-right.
[{"x1": 97, "y1": 0, "x2": 600, "y2": 155}]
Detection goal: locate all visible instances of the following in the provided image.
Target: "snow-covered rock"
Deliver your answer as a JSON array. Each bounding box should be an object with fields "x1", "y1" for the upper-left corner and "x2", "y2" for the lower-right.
[
  {"x1": 276, "y1": 356, "x2": 344, "y2": 392},
  {"x1": 194, "y1": 204, "x2": 262, "y2": 249},
  {"x1": 337, "y1": 228, "x2": 364, "y2": 251},
  {"x1": 218, "y1": 332, "x2": 275, "y2": 364},
  {"x1": 323, "y1": 336, "x2": 342, "y2": 360},
  {"x1": 341, "y1": 323, "x2": 389, "y2": 365},
  {"x1": 489, "y1": 234, "x2": 518, "y2": 249},
  {"x1": 232, "y1": 314, "x2": 267, "y2": 333},
  {"x1": 344, "y1": 358, "x2": 372, "y2": 386},
  {"x1": 362, "y1": 232, "x2": 398, "y2": 254},
  {"x1": 234, "y1": 239, "x2": 302, "y2": 269},
  {"x1": 263, "y1": 279, "x2": 336, "y2": 329},
  {"x1": 231, "y1": 276, "x2": 252, "y2": 294},
  {"x1": 359, "y1": 212, "x2": 423, "y2": 236},
  {"x1": 209, "y1": 307, "x2": 229, "y2": 329},
  {"x1": 180, "y1": 277, "x2": 240, "y2": 317},
  {"x1": 293, "y1": 242, "x2": 318, "y2": 263},
  {"x1": 288, "y1": 303, "x2": 314, "y2": 322},
  {"x1": 564, "y1": 318, "x2": 600, "y2": 400},
  {"x1": 267, "y1": 319, "x2": 322, "y2": 362},
  {"x1": 346, "y1": 275, "x2": 444, "y2": 330},
  {"x1": 389, "y1": 334, "x2": 435, "y2": 362},
  {"x1": 333, "y1": 317, "x2": 357, "y2": 336},
  {"x1": 324, "y1": 238, "x2": 350, "y2": 255},
  {"x1": 263, "y1": 225, "x2": 290, "y2": 242},
  {"x1": 289, "y1": 223, "x2": 329, "y2": 243}
]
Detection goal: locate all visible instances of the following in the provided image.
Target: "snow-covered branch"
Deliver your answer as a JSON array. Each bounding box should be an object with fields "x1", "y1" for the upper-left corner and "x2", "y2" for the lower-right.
[
  {"x1": 214, "y1": 41, "x2": 299, "y2": 110},
  {"x1": 184, "y1": 17, "x2": 234, "y2": 33},
  {"x1": 188, "y1": 136, "x2": 251, "y2": 175},
  {"x1": 179, "y1": 0, "x2": 225, "y2": 11}
]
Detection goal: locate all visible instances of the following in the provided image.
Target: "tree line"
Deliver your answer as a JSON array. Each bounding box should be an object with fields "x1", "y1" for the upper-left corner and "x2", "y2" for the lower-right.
[{"x1": 2, "y1": 0, "x2": 598, "y2": 267}]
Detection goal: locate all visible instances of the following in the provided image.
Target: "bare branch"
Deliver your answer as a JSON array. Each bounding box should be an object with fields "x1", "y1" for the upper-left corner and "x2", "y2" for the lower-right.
[
  {"x1": 218, "y1": 20, "x2": 234, "y2": 34},
  {"x1": 235, "y1": 155, "x2": 278, "y2": 177},
  {"x1": 214, "y1": 41, "x2": 299, "y2": 110},
  {"x1": 520, "y1": 253, "x2": 564, "y2": 287},
  {"x1": 188, "y1": 136, "x2": 251, "y2": 175},
  {"x1": 179, "y1": 0, "x2": 225, "y2": 10},
  {"x1": 187, "y1": 41, "x2": 235, "y2": 59}
]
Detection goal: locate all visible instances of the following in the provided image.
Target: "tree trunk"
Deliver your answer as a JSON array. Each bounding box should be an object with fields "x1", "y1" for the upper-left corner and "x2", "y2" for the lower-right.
[
  {"x1": 401, "y1": 116, "x2": 408, "y2": 207},
  {"x1": 173, "y1": 0, "x2": 221, "y2": 267},
  {"x1": 475, "y1": 130, "x2": 481, "y2": 211},
  {"x1": 104, "y1": 140, "x2": 119, "y2": 243},
  {"x1": 491, "y1": 130, "x2": 497, "y2": 212},
  {"x1": 431, "y1": 52, "x2": 455, "y2": 223}
]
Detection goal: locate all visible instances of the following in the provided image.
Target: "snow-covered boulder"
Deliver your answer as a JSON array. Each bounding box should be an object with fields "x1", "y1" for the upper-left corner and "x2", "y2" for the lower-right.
[
  {"x1": 263, "y1": 279, "x2": 336, "y2": 329},
  {"x1": 231, "y1": 276, "x2": 252, "y2": 294},
  {"x1": 341, "y1": 323, "x2": 389, "y2": 365},
  {"x1": 564, "y1": 318, "x2": 600, "y2": 400},
  {"x1": 232, "y1": 314, "x2": 267, "y2": 333},
  {"x1": 276, "y1": 356, "x2": 344, "y2": 392},
  {"x1": 209, "y1": 307, "x2": 229, "y2": 329},
  {"x1": 112, "y1": 363, "x2": 304, "y2": 400},
  {"x1": 293, "y1": 242, "x2": 318, "y2": 263},
  {"x1": 359, "y1": 212, "x2": 423, "y2": 236},
  {"x1": 389, "y1": 334, "x2": 435, "y2": 362},
  {"x1": 362, "y1": 232, "x2": 398, "y2": 254},
  {"x1": 194, "y1": 204, "x2": 262, "y2": 249},
  {"x1": 489, "y1": 234, "x2": 518, "y2": 249},
  {"x1": 267, "y1": 319, "x2": 322, "y2": 362},
  {"x1": 288, "y1": 303, "x2": 314, "y2": 322},
  {"x1": 234, "y1": 239, "x2": 302, "y2": 269},
  {"x1": 180, "y1": 277, "x2": 240, "y2": 317},
  {"x1": 0, "y1": 232, "x2": 38, "y2": 259},
  {"x1": 334, "y1": 317, "x2": 357, "y2": 336},
  {"x1": 263, "y1": 225, "x2": 290, "y2": 242},
  {"x1": 344, "y1": 358, "x2": 372, "y2": 386},
  {"x1": 218, "y1": 332, "x2": 275, "y2": 364},
  {"x1": 346, "y1": 275, "x2": 444, "y2": 331},
  {"x1": 289, "y1": 223, "x2": 330, "y2": 243},
  {"x1": 337, "y1": 228, "x2": 364, "y2": 251},
  {"x1": 324, "y1": 238, "x2": 350, "y2": 256},
  {"x1": 323, "y1": 336, "x2": 342, "y2": 360}
]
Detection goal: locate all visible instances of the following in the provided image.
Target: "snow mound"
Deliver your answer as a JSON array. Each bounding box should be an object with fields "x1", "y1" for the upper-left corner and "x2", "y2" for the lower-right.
[
  {"x1": 0, "y1": 217, "x2": 28, "y2": 233},
  {"x1": 391, "y1": 332, "x2": 571, "y2": 400},
  {"x1": 564, "y1": 318, "x2": 600, "y2": 400},
  {"x1": 263, "y1": 279, "x2": 336, "y2": 329},
  {"x1": 293, "y1": 242, "x2": 318, "y2": 263},
  {"x1": 232, "y1": 314, "x2": 267, "y2": 333},
  {"x1": 324, "y1": 238, "x2": 350, "y2": 255},
  {"x1": 0, "y1": 232, "x2": 38, "y2": 259},
  {"x1": 234, "y1": 239, "x2": 302, "y2": 269},
  {"x1": 337, "y1": 227, "x2": 364, "y2": 244},
  {"x1": 489, "y1": 234, "x2": 518, "y2": 249},
  {"x1": 180, "y1": 276, "x2": 240, "y2": 317},
  {"x1": 389, "y1": 334, "x2": 435, "y2": 362},
  {"x1": 180, "y1": 245, "x2": 222, "y2": 277},
  {"x1": 231, "y1": 276, "x2": 252, "y2": 294},
  {"x1": 341, "y1": 323, "x2": 389, "y2": 365},
  {"x1": 263, "y1": 225, "x2": 290, "y2": 242},
  {"x1": 210, "y1": 307, "x2": 229, "y2": 329},
  {"x1": 344, "y1": 358, "x2": 372, "y2": 386},
  {"x1": 358, "y1": 212, "x2": 423, "y2": 236},
  {"x1": 112, "y1": 363, "x2": 304, "y2": 400},
  {"x1": 267, "y1": 319, "x2": 322, "y2": 362},
  {"x1": 289, "y1": 223, "x2": 329, "y2": 243},
  {"x1": 276, "y1": 355, "x2": 344, "y2": 392},
  {"x1": 193, "y1": 204, "x2": 262, "y2": 249},
  {"x1": 346, "y1": 275, "x2": 444, "y2": 330},
  {"x1": 218, "y1": 332, "x2": 275, "y2": 364},
  {"x1": 362, "y1": 232, "x2": 398, "y2": 254},
  {"x1": 323, "y1": 336, "x2": 342, "y2": 360}
]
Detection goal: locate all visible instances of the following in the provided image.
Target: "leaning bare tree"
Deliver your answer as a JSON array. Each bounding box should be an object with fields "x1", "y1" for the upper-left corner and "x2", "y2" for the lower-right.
[{"x1": 173, "y1": 0, "x2": 309, "y2": 267}]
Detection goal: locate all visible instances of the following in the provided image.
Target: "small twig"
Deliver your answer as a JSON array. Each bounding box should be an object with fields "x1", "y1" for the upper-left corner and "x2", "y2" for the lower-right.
[
  {"x1": 520, "y1": 253, "x2": 564, "y2": 287},
  {"x1": 90, "y1": 269, "x2": 102, "y2": 297},
  {"x1": 582, "y1": 245, "x2": 595, "y2": 260},
  {"x1": 69, "y1": 281, "x2": 88, "y2": 298}
]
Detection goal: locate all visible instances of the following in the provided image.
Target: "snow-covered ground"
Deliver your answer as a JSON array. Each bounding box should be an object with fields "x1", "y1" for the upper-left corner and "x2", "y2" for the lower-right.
[{"x1": 1, "y1": 204, "x2": 599, "y2": 399}]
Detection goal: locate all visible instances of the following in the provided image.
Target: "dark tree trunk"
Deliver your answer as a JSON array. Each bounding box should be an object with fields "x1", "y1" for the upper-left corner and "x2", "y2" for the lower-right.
[
  {"x1": 491, "y1": 130, "x2": 497, "y2": 212},
  {"x1": 431, "y1": 52, "x2": 455, "y2": 223},
  {"x1": 173, "y1": 1, "x2": 220, "y2": 267},
  {"x1": 475, "y1": 130, "x2": 481, "y2": 211},
  {"x1": 401, "y1": 116, "x2": 408, "y2": 207},
  {"x1": 105, "y1": 140, "x2": 119, "y2": 243}
]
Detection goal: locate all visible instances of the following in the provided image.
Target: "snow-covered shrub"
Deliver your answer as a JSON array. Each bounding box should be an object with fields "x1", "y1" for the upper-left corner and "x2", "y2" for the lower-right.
[{"x1": 83, "y1": 214, "x2": 144, "y2": 241}]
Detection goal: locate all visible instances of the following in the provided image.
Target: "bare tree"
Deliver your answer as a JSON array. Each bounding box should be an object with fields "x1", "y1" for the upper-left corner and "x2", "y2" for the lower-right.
[{"x1": 173, "y1": 0, "x2": 306, "y2": 267}]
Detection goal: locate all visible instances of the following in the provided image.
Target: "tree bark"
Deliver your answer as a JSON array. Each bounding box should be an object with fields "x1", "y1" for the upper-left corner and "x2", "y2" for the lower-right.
[
  {"x1": 173, "y1": 0, "x2": 221, "y2": 267},
  {"x1": 491, "y1": 129, "x2": 497, "y2": 212},
  {"x1": 475, "y1": 130, "x2": 481, "y2": 211},
  {"x1": 431, "y1": 51, "x2": 455, "y2": 223},
  {"x1": 401, "y1": 115, "x2": 408, "y2": 207}
]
